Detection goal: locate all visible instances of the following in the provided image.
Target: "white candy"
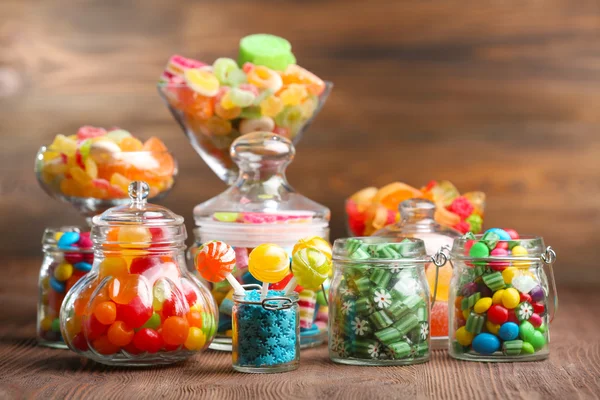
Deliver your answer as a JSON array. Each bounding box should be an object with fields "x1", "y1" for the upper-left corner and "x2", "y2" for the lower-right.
[
  {"x1": 89, "y1": 140, "x2": 121, "y2": 162},
  {"x1": 239, "y1": 116, "x2": 275, "y2": 135},
  {"x1": 512, "y1": 275, "x2": 537, "y2": 293}
]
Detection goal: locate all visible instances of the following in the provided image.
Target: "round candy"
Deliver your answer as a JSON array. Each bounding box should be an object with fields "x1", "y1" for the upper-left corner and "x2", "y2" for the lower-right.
[
  {"x1": 501, "y1": 288, "x2": 521, "y2": 309},
  {"x1": 184, "y1": 68, "x2": 220, "y2": 97},
  {"x1": 529, "y1": 313, "x2": 543, "y2": 328},
  {"x1": 94, "y1": 301, "x2": 117, "y2": 325},
  {"x1": 238, "y1": 34, "x2": 295, "y2": 71},
  {"x1": 504, "y1": 228, "x2": 520, "y2": 240},
  {"x1": 487, "y1": 304, "x2": 509, "y2": 325},
  {"x1": 455, "y1": 326, "x2": 474, "y2": 346},
  {"x1": 133, "y1": 328, "x2": 163, "y2": 353},
  {"x1": 519, "y1": 321, "x2": 536, "y2": 341},
  {"x1": 239, "y1": 116, "x2": 275, "y2": 135},
  {"x1": 195, "y1": 241, "x2": 236, "y2": 283},
  {"x1": 247, "y1": 66, "x2": 283, "y2": 92},
  {"x1": 54, "y1": 263, "x2": 74, "y2": 282},
  {"x1": 472, "y1": 333, "x2": 501, "y2": 355},
  {"x1": 469, "y1": 242, "x2": 490, "y2": 258},
  {"x1": 248, "y1": 243, "x2": 289, "y2": 283},
  {"x1": 74, "y1": 261, "x2": 92, "y2": 273},
  {"x1": 473, "y1": 297, "x2": 492, "y2": 314},
  {"x1": 492, "y1": 289, "x2": 505, "y2": 305},
  {"x1": 49, "y1": 277, "x2": 66, "y2": 294},
  {"x1": 498, "y1": 322, "x2": 519, "y2": 341},
  {"x1": 529, "y1": 285, "x2": 545, "y2": 302},
  {"x1": 291, "y1": 247, "x2": 331, "y2": 289},
  {"x1": 521, "y1": 341, "x2": 535, "y2": 354},
  {"x1": 485, "y1": 321, "x2": 501, "y2": 335},
  {"x1": 502, "y1": 267, "x2": 518, "y2": 284},
  {"x1": 528, "y1": 330, "x2": 546, "y2": 350},
  {"x1": 184, "y1": 327, "x2": 207, "y2": 351},
  {"x1": 515, "y1": 302, "x2": 534, "y2": 321},
  {"x1": 57, "y1": 231, "x2": 80, "y2": 249},
  {"x1": 484, "y1": 228, "x2": 512, "y2": 241},
  {"x1": 162, "y1": 316, "x2": 190, "y2": 346},
  {"x1": 292, "y1": 236, "x2": 332, "y2": 262},
  {"x1": 107, "y1": 321, "x2": 134, "y2": 347}
]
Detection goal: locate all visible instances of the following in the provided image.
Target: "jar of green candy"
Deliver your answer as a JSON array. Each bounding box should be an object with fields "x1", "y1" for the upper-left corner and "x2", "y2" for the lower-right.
[
  {"x1": 329, "y1": 237, "x2": 446, "y2": 366},
  {"x1": 448, "y1": 229, "x2": 557, "y2": 362}
]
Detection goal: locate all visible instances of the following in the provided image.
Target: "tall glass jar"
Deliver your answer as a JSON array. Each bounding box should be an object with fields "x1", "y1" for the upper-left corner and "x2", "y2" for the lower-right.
[
  {"x1": 60, "y1": 181, "x2": 218, "y2": 366},
  {"x1": 329, "y1": 237, "x2": 446, "y2": 366},
  {"x1": 190, "y1": 132, "x2": 330, "y2": 351},
  {"x1": 373, "y1": 199, "x2": 461, "y2": 349},
  {"x1": 448, "y1": 234, "x2": 557, "y2": 362},
  {"x1": 38, "y1": 227, "x2": 93, "y2": 348},
  {"x1": 232, "y1": 285, "x2": 300, "y2": 373}
]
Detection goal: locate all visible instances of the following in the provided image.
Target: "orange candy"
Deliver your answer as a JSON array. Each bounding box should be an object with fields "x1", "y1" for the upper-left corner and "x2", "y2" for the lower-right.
[
  {"x1": 162, "y1": 316, "x2": 190, "y2": 346},
  {"x1": 426, "y1": 262, "x2": 452, "y2": 302},
  {"x1": 107, "y1": 321, "x2": 134, "y2": 346},
  {"x1": 92, "y1": 335, "x2": 120, "y2": 355},
  {"x1": 195, "y1": 241, "x2": 236, "y2": 283},
  {"x1": 93, "y1": 301, "x2": 117, "y2": 325},
  {"x1": 108, "y1": 275, "x2": 142, "y2": 305},
  {"x1": 374, "y1": 182, "x2": 423, "y2": 210},
  {"x1": 186, "y1": 310, "x2": 203, "y2": 328},
  {"x1": 98, "y1": 256, "x2": 128, "y2": 279},
  {"x1": 430, "y1": 301, "x2": 449, "y2": 337},
  {"x1": 119, "y1": 136, "x2": 144, "y2": 152}
]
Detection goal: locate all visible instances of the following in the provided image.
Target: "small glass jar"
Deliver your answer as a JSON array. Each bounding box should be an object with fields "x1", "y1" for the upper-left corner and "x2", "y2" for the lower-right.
[
  {"x1": 373, "y1": 199, "x2": 461, "y2": 349},
  {"x1": 38, "y1": 227, "x2": 94, "y2": 348},
  {"x1": 60, "y1": 181, "x2": 218, "y2": 366},
  {"x1": 232, "y1": 285, "x2": 300, "y2": 373},
  {"x1": 329, "y1": 237, "x2": 446, "y2": 366},
  {"x1": 190, "y1": 132, "x2": 330, "y2": 351},
  {"x1": 448, "y1": 234, "x2": 557, "y2": 362}
]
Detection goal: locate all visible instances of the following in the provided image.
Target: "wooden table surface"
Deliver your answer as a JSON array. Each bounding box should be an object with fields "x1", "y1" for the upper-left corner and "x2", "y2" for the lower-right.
[{"x1": 1, "y1": 258, "x2": 598, "y2": 399}]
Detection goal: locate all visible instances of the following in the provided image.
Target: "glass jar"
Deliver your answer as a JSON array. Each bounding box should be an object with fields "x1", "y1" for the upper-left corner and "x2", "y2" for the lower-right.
[
  {"x1": 232, "y1": 285, "x2": 300, "y2": 373},
  {"x1": 329, "y1": 237, "x2": 446, "y2": 366},
  {"x1": 60, "y1": 181, "x2": 218, "y2": 366},
  {"x1": 38, "y1": 227, "x2": 94, "y2": 348},
  {"x1": 190, "y1": 132, "x2": 330, "y2": 351},
  {"x1": 448, "y1": 234, "x2": 557, "y2": 362},
  {"x1": 373, "y1": 199, "x2": 461, "y2": 349}
]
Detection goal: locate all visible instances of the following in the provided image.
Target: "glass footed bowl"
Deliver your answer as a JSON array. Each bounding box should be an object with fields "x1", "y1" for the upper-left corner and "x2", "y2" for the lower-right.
[
  {"x1": 158, "y1": 82, "x2": 332, "y2": 185},
  {"x1": 35, "y1": 146, "x2": 177, "y2": 224}
]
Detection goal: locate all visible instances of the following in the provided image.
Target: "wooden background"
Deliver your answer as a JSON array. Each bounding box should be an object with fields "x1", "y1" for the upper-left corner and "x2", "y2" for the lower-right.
[{"x1": 1, "y1": 0, "x2": 599, "y2": 284}]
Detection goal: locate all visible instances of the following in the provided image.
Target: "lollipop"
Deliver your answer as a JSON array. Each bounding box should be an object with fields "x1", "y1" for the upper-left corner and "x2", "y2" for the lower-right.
[
  {"x1": 284, "y1": 246, "x2": 332, "y2": 295},
  {"x1": 292, "y1": 236, "x2": 332, "y2": 262},
  {"x1": 248, "y1": 244, "x2": 290, "y2": 299},
  {"x1": 195, "y1": 241, "x2": 244, "y2": 295}
]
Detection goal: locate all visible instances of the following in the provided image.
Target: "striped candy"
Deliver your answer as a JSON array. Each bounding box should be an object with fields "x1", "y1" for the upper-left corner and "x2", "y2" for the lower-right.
[
  {"x1": 483, "y1": 272, "x2": 506, "y2": 291},
  {"x1": 375, "y1": 327, "x2": 402, "y2": 345},
  {"x1": 392, "y1": 313, "x2": 419, "y2": 336},
  {"x1": 461, "y1": 292, "x2": 481, "y2": 310},
  {"x1": 298, "y1": 290, "x2": 317, "y2": 329},
  {"x1": 387, "y1": 341, "x2": 411, "y2": 359},
  {"x1": 465, "y1": 312, "x2": 485, "y2": 334},
  {"x1": 502, "y1": 339, "x2": 523, "y2": 356},
  {"x1": 195, "y1": 241, "x2": 236, "y2": 283}
]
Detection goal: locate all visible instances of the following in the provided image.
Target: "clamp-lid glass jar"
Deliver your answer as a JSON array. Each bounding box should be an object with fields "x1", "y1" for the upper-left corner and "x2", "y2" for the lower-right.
[
  {"x1": 373, "y1": 199, "x2": 461, "y2": 349},
  {"x1": 448, "y1": 233, "x2": 557, "y2": 362},
  {"x1": 190, "y1": 132, "x2": 330, "y2": 350},
  {"x1": 60, "y1": 181, "x2": 218, "y2": 366},
  {"x1": 329, "y1": 237, "x2": 446, "y2": 366}
]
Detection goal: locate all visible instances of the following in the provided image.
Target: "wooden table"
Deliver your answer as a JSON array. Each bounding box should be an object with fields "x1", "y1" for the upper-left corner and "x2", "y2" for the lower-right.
[{"x1": 1, "y1": 258, "x2": 598, "y2": 399}]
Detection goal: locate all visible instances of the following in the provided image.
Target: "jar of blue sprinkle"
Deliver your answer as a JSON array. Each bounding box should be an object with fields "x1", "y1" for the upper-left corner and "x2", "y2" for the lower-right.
[{"x1": 232, "y1": 285, "x2": 300, "y2": 373}]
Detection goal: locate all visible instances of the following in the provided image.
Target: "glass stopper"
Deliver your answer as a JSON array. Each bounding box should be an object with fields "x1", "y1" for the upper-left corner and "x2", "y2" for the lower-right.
[
  {"x1": 399, "y1": 198, "x2": 436, "y2": 220},
  {"x1": 230, "y1": 131, "x2": 295, "y2": 173},
  {"x1": 129, "y1": 181, "x2": 149, "y2": 206}
]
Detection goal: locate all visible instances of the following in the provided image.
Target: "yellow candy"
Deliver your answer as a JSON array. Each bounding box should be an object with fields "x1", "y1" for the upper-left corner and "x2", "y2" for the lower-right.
[
  {"x1": 502, "y1": 288, "x2": 521, "y2": 309},
  {"x1": 118, "y1": 226, "x2": 151, "y2": 249},
  {"x1": 278, "y1": 83, "x2": 308, "y2": 106},
  {"x1": 54, "y1": 232, "x2": 64, "y2": 241},
  {"x1": 455, "y1": 326, "x2": 474, "y2": 346},
  {"x1": 41, "y1": 276, "x2": 50, "y2": 290},
  {"x1": 511, "y1": 245, "x2": 530, "y2": 267},
  {"x1": 473, "y1": 297, "x2": 492, "y2": 314},
  {"x1": 247, "y1": 66, "x2": 283, "y2": 92},
  {"x1": 184, "y1": 327, "x2": 207, "y2": 351},
  {"x1": 84, "y1": 158, "x2": 98, "y2": 180},
  {"x1": 70, "y1": 166, "x2": 92, "y2": 186},
  {"x1": 48, "y1": 134, "x2": 77, "y2": 156},
  {"x1": 260, "y1": 95, "x2": 284, "y2": 117},
  {"x1": 486, "y1": 321, "x2": 501, "y2": 335},
  {"x1": 98, "y1": 257, "x2": 128, "y2": 279},
  {"x1": 54, "y1": 263, "x2": 74, "y2": 282},
  {"x1": 248, "y1": 244, "x2": 289, "y2": 283},
  {"x1": 292, "y1": 237, "x2": 332, "y2": 261},
  {"x1": 299, "y1": 96, "x2": 318, "y2": 118},
  {"x1": 502, "y1": 267, "x2": 518, "y2": 284},
  {"x1": 40, "y1": 316, "x2": 53, "y2": 331},
  {"x1": 220, "y1": 91, "x2": 237, "y2": 110},
  {"x1": 492, "y1": 289, "x2": 505, "y2": 305},
  {"x1": 462, "y1": 309, "x2": 470, "y2": 320},
  {"x1": 184, "y1": 68, "x2": 220, "y2": 97},
  {"x1": 110, "y1": 172, "x2": 131, "y2": 193},
  {"x1": 205, "y1": 116, "x2": 232, "y2": 136},
  {"x1": 291, "y1": 247, "x2": 331, "y2": 289}
]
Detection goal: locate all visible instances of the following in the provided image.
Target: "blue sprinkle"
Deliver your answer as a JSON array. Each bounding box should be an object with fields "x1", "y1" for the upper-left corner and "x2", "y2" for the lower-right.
[
  {"x1": 50, "y1": 277, "x2": 66, "y2": 293},
  {"x1": 73, "y1": 262, "x2": 92, "y2": 272},
  {"x1": 57, "y1": 232, "x2": 80, "y2": 250}
]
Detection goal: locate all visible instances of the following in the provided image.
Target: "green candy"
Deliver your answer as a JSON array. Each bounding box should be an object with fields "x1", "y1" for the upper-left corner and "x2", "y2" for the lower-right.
[
  {"x1": 466, "y1": 214, "x2": 483, "y2": 233},
  {"x1": 528, "y1": 331, "x2": 546, "y2": 350},
  {"x1": 213, "y1": 212, "x2": 240, "y2": 222},
  {"x1": 375, "y1": 327, "x2": 402, "y2": 345},
  {"x1": 402, "y1": 294, "x2": 424, "y2": 311},
  {"x1": 354, "y1": 339, "x2": 378, "y2": 358},
  {"x1": 392, "y1": 313, "x2": 419, "y2": 336},
  {"x1": 536, "y1": 323, "x2": 548, "y2": 334},
  {"x1": 521, "y1": 342, "x2": 535, "y2": 354},
  {"x1": 51, "y1": 318, "x2": 61, "y2": 333},
  {"x1": 483, "y1": 272, "x2": 506, "y2": 291},
  {"x1": 386, "y1": 301, "x2": 409, "y2": 320},
  {"x1": 212, "y1": 57, "x2": 242, "y2": 85},
  {"x1": 414, "y1": 341, "x2": 429, "y2": 356},
  {"x1": 238, "y1": 34, "x2": 295, "y2": 71},
  {"x1": 142, "y1": 313, "x2": 161, "y2": 330},
  {"x1": 465, "y1": 312, "x2": 485, "y2": 334},
  {"x1": 349, "y1": 247, "x2": 370, "y2": 261},
  {"x1": 239, "y1": 106, "x2": 263, "y2": 119},
  {"x1": 415, "y1": 306, "x2": 428, "y2": 322},
  {"x1": 519, "y1": 321, "x2": 536, "y2": 341},
  {"x1": 481, "y1": 231, "x2": 500, "y2": 250},
  {"x1": 354, "y1": 277, "x2": 372, "y2": 294},
  {"x1": 355, "y1": 297, "x2": 375, "y2": 316},
  {"x1": 345, "y1": 238, "x2": 362, "y2": 255},
  {"x1": 369, "y1": 269, "x2": 391, "y2": 288},
  {"x1": 469, "y1": 241, "x2": 490, "y2": 258},
  {"x1": 502, "y1": 340, "x2": 523, "y2": 356},
  {"x1": 370, "y1": 310, "x2": 393, "y2": 330},
  {"x1": 462, "y1": 232, "x2": 476, "y2": 240},
  {"x1": 387, "y1": 341, "x2": 411, "y2": 359},
  {"x1": 461, "y1": 293, "x2": 481, "y2": 310}
]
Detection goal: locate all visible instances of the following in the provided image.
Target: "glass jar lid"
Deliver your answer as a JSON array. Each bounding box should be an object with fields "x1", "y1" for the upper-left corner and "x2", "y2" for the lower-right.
[
  {"x1": 91, "y1": 181, "x2": 186, "y2": 246},
  {"x1": 373, "y1": 199, "x2": 461, "y2": 256},
  {"x1": 451, "y1": 234, "x2": 547, "y2": 260},
  {"x1": 333, "y1": 237, "x2": 429, "y2": 264},
  {"x1": 193, "y1": 132, "x2": 330, "y2": 242}
]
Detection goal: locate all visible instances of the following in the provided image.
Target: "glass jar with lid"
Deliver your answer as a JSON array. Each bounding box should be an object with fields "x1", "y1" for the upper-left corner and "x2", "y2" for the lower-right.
[
  {"x1": 189, "y1": 131, "x2": 330, "y2": 350},
  {"x1": 329, "y1": 237, "x2": 446, "y2": 366},
  {"x1": 448, "y1": 232, "x2": 557, "y2": 362},
  {"x1": 373, "y1": 199, "x2": 461, "y2": 349},
  {"x1": 60, "y1": 181, "x2": 218, "y2": 366}
]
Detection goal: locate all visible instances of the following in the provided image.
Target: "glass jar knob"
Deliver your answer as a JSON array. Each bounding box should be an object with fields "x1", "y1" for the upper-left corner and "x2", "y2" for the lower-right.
[
  {"x1": 400, "y1": 198, "x2": 436, "y2": 222},
  {"x1": 129, "y1": 181, "x2": 149, "y2": 207},
  {"x1": 231, "y1": 131, "x2": 295, "y2": 177}
]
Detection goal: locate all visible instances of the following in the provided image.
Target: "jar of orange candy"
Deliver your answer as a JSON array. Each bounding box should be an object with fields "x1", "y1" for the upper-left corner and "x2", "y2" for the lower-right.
[{"x1": 60, "y1": 181, "x2": 218, "y2": 366}]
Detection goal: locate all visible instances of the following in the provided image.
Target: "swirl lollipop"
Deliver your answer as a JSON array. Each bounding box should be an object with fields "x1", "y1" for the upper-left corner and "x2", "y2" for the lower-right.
[
  {"x1": 292, "y1": 236, "x2": 332, "y2": 262},
  {"x1": 195, "y1": 241, "x2": 245, "y2": 295},
  {"x1": 248, "y1": 244, "x2": 290, "y2": 300},
  {"x1": 284, "y1": 246, "x2": 332, "y2": 295}
]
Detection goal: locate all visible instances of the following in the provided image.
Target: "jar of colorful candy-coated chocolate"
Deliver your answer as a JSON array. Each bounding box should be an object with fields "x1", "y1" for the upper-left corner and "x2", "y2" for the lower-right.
[
  {"x1": 60, "y1": 181, "x2": 218, "y2": 366},
  {"x1": 448, "y1": 231, "x2": 557, "y2": 362},
  {"x1": 373, "y1": 199, "x2": 462, "y2": 349},
  {"x1": 189, "y1": 132, "x2": 330, "y2": 351},
  {"x1": 329, "y1": 237, "x2": 446, "y2": 366},
  {"x1": 38, "y1": 227, "x2": 94, "y2": 348},
  {"x1": 232, "y1": 284, "x2": 300, "y2": 373}
]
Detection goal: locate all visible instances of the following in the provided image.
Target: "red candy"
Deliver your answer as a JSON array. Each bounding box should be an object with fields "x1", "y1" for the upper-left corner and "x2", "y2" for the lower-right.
[
  {"x1": 133, "y1": 328, "x2": 163, "y2": 353},
  {"x1": 507, "y1": 309, "x2": 519, "y2": 324},
  {"x1": 162, "y1": 294, "x2": 187, "y2": 318},
  {"x1": 430, "y1": 301, "x2": 449, "y2": 336},
  {"x1": 504, "y1": 228, "x2": 519, "y2": 240},
  {"x1": 487, "y1": 305, "x2": 509, "y2": 325},
  {"x1": 532, "y1": 302, "x2": 545, "y2": 314},
  {"x1": 520, "y1": 293, "x2": 532, "y2": 303},
  {"x1": 448, "y1": 197, "x2": 474, "y2": 219},
  {"x1": 496, "y1": 242, "x2": 509, "y2": 250},
  {"x1": 64, "y1": 252, "x2": 84, "y2": 264},
  {"x1": 529, "y1": 313, "x2": 543, "y2": 328},
  {"x1": 129, "y1": 257, "x2": 161, "y2": 274},
  {"x1": 72, "y1": 332, "x2": 89, "y2": 351},
  {"x1": 77, "y1": 125, "x2": 107, "y2": 140},
  {"x1": 77, "y1": 232, "x2": 93, "y2": 248},
  {"x1": 453, "y1": 221, "x2": 471, "y2": 234},
  {"x1": 116, "y1": 296, "x2": 153, "y2": 329},
  {"x1": 84, "y1": 315, "x2": 108, "y2": 341}
]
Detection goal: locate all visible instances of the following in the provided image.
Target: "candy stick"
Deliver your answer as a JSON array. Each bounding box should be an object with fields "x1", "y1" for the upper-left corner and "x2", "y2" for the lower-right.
[
  {"x1": 195, "y1": 241, "x2": 245, "y2": 296},
  {"x1": 248, "y1": 244, "x2": 290, "y2": 300},
  {"x1": 284, "y1": 246, "x2": 332, "y2": 296}
]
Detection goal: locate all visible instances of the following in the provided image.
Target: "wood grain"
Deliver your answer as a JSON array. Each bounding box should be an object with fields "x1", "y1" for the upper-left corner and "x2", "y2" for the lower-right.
[
  {"x1": 0, "y1": 0, "x2": 599, "y2": 284},
  {"x1": 0, "y1": 258, "x2": 598, "y2": 399}
]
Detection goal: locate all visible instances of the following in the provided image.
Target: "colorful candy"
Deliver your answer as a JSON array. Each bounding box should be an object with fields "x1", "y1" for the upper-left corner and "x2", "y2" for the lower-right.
[{"x1": 195, "y1": 241, "x2": 244, "y2": 295}]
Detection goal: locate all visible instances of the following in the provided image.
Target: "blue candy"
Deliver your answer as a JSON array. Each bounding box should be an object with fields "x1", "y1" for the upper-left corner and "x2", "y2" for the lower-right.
[
  {"x1": 472, "y1": 333, "x2": 501, "y2": 355},
  {"x1": 484, "y1": 228, "x2": 511, "y2": 241},
  {"x1": 73, "y1": 262, "x2": 92, "y2": 272},
  {"x1": 300, "y1": 323, "x2": 319, "y2": 335},
  {"x1": 57, "y1": 232, "x2": 80, "y2": 250},
  {"x1": 240, "y1": 271, "x2": 261, "y2": 285},
  {"x1": 498, "y1": 322, "x2": 519, "y2": 341},
  {"x1": 49, "y1": 277, "x2": 66, "y2": 294}
]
